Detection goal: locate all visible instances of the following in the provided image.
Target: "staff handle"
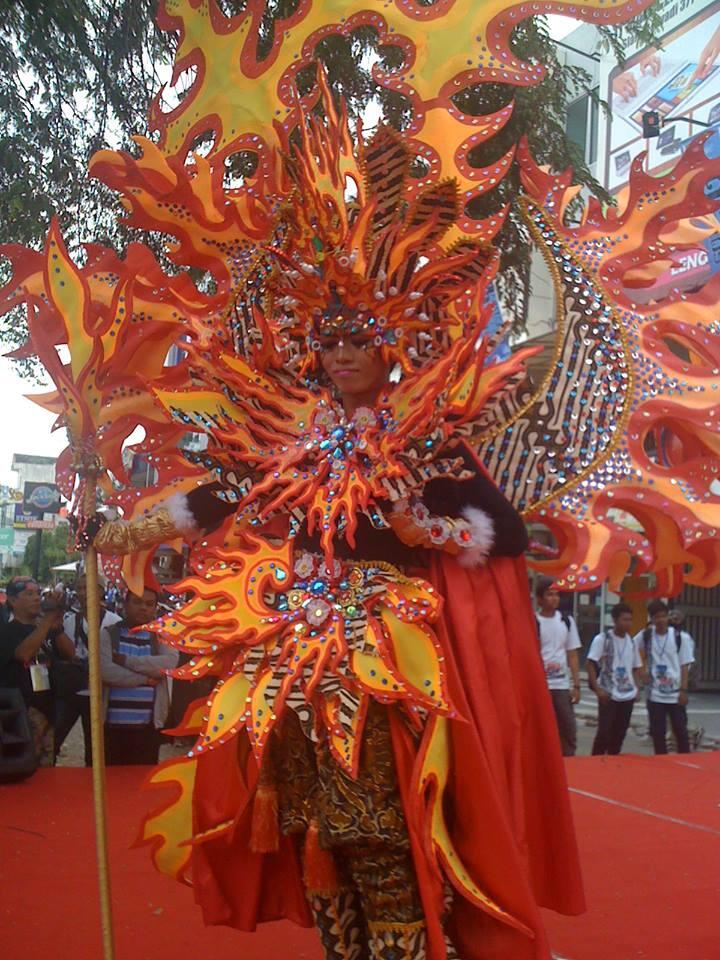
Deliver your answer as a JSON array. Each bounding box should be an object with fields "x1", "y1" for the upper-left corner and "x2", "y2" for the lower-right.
[{"x1": 84, "y1": 479, "x2": 116, "y2": 960}]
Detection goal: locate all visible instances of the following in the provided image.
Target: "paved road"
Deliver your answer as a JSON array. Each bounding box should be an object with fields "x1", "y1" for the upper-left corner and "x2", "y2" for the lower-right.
[
  {"x1": 575, "y1": 683, "x2": 720, "y2": 755},
  {"x1": 57, "y1": 683, "x2": 720, "y2": 766}
]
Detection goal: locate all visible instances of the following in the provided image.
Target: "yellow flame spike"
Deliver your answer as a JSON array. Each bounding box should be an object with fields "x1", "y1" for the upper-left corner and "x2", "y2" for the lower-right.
[
  {"x1": 141, "y1": 756, "x2": 198, "y2": 882},
  {"x1": 379, "y1": 609, "x2": 451, "y2": 713},
  {"x1": 45, "y1": 225, "x2": 96, "y2": 382},
  {"x1": 192, "y1": 671, "x2": 251, "y2": 755}
]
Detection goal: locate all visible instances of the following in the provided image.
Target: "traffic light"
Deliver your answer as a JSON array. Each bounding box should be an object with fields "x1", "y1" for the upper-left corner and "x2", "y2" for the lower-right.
[{"x1": 642, "y1": 111, "x2": 661, "y2": 138}]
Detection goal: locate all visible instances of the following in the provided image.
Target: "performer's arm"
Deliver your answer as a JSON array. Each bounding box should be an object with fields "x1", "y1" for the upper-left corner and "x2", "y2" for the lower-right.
[
  {"x1": 93, "y1": 483, "x2": 238, "y2": 555},
  {"x1": 390, "y1": 443, "x2": 528, "y2": 562},
  {"x1": 424, "y1": 444, "x2": 528, "y2": 556}
]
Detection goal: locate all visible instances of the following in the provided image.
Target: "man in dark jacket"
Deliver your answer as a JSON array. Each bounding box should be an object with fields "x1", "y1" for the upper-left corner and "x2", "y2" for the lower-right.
[{"x1": 0, "y1": 577, "x2": 74, "y2": 765}]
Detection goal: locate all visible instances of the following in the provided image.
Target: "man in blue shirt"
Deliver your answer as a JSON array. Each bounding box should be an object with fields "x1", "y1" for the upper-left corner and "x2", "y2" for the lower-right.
[{"x1": 100, "y1": 587, "x2": 178, "y2": 765}]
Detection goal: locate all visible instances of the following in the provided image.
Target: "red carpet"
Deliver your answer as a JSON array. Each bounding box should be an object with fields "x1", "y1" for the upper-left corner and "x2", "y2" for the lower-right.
[{"x1": 1, "y1": 754, "x2": 719, "y2": 960}]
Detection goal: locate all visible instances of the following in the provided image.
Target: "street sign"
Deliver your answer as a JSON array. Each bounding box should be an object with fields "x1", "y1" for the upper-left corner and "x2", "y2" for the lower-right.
[{"x1": 13, "y1": 518, "x2": 55, "y2": 531}]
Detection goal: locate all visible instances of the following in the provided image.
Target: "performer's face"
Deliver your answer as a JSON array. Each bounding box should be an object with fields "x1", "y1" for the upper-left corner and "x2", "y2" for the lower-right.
[{"x1": 320, "y1": 336, "x2": 388, "y2": 408}]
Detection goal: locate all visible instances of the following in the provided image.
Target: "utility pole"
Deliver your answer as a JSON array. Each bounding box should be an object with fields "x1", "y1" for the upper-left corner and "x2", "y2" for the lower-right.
[{"x1": 32, "y1": 529, "x2": 43, "y2": 581}]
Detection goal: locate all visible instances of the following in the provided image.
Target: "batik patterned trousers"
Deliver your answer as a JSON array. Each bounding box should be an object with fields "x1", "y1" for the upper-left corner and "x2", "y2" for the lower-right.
[{"x1": 269, "y1": 703, "x2": 445, "y2": 960}]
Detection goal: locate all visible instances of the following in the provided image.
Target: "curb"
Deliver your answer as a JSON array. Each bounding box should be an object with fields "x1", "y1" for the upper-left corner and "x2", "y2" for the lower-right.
[{"x1": 575, "y1": 706, "x2": 720, "y2": 752}]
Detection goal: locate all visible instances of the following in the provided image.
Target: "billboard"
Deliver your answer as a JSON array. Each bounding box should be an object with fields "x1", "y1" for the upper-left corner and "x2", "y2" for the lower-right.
[
  {"x1": 0, "y1": 486, "x2": 23, "y2": 506},
  {"x1": 602, "y1": 0, "x2": 720, "y2": 302},
  {"x1": 13, "y1": 481, "x2": 61, "y2": 529},
  {"x1": 606, "y1": 1, "x2": 720, "y2": 194}
]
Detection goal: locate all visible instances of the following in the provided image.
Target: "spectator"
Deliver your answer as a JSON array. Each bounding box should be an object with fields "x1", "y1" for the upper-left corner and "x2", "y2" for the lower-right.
[
  {"x1": 104, "y1": 583, "x2": 121, "y2": 613},
  {"x1": 668, "y1": 608, "x2": 695, "y2": 660},
  {"x1": 100, "y1": 587, "x2": 178, "y2": 765},
  {"x1": 535, "y1": 576, "x2": 582, "y2": 756},
  {"x1": 0, "y1": 591, "x2": 10, "y2": 625},
  {"x1": 635, "y1": 599, "x2": 694, "y2": 754},
  {"x1": 586, "y1": 603, "x2": 643, "y2": 755},
  {"x1": 55, "y1": 573, "x2": 122, "y2": 765},
  {"x1": 0, "y1": 577, "x2": 74, "y2": 765}
]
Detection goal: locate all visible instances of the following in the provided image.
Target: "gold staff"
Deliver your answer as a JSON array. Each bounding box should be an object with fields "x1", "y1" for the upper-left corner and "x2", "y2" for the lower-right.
[{"x1": 77, "y1": 449, "x2": 116, "y2": 960}]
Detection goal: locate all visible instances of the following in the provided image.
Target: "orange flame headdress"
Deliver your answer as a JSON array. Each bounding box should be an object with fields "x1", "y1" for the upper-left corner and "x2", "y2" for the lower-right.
[{"x1": 233, "y1": 71, "x2": 497, "y2": 376}]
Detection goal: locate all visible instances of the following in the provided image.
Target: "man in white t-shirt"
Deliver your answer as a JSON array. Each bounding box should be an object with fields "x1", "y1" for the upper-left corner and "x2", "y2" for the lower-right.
[
  {"x1": 635, "y1": 599, "x2": 695, "y2": 754},
  {"x1": 668, "y1": 608, "x2": 696, "y2": 661},
  {"x1": 535, "y1": 577, "x2": 582, "y2": 756},
  {"x1": 54, "y1": 573, "x2": 122, "y2": 764},
  {"x1": 586, "y1": 603, "x2": 642, "y2": 755}
]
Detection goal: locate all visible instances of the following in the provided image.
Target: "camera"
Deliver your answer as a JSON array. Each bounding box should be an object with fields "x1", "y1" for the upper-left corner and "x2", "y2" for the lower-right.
[{"x1": 41, "y1": 595, "x2": 65, "y2": 614}]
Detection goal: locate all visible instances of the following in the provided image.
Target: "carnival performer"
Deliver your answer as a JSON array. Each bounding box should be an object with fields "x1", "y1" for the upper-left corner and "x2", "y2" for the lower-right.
[
  {"x1": 78, "y1": 95, "x2": 586, "y2": 958},
  {"x1": 5, "y1": 0, "x2": 719, "y2": 954}
]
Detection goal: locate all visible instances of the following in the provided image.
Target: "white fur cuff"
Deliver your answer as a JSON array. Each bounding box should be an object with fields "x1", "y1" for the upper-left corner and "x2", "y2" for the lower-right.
[
  {"x1": 458, "y1": 506, "x2": 494, "y2": 567},
  {"x1": 163, "y1": 492, "x2": 201, "y2": 535}
]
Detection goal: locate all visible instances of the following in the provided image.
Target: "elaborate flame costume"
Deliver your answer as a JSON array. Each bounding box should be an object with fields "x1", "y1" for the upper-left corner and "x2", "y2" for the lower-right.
[{"x1": 3, "y1": 1, "x2": 720, "y2": 958}]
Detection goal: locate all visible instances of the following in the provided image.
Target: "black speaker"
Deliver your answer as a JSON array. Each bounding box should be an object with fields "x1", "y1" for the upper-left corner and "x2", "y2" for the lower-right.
[{"x1": 0, "y1": 688, "x2": 37, "y2": 782}]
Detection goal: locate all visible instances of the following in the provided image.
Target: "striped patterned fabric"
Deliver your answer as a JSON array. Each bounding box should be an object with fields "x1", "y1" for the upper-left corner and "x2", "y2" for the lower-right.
[{"x1": 107, "y1": 629, "x2": 156, "y2": 726}]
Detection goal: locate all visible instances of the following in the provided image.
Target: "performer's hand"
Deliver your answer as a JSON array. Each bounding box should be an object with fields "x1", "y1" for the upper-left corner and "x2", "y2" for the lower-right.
[
  {"x1": 71, "y1": 512, "x2": 107, "y2": 550},
  {"x1": 112, "y1": 652, "x2": 127, "y2": 667},
  {"x1": 678, "y1": 690, "x2": 689, "y2": 706},
  {"x1": 570, "y1": 685, "x2": 581, "y2": 705},
  {"x1": 596, "y1": 688, "x2": 610, "y2": 703}
]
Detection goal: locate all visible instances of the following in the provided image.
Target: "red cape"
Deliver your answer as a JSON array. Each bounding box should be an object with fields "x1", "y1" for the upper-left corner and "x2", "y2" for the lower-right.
[{"x1": 187, "y1": 553, "x2": 584, "y2": 959}]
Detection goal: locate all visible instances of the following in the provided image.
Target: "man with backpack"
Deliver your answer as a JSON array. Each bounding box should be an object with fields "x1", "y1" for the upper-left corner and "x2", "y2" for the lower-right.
[
  {"x1": 586, "y1": 603, "x2": 643, "y2": 755},
  {"x1": 635, "y1": 599, "x2": 694, "y2": 754},
  {"x1": 100, "y1": 586, "x2": 178, "y2": 765},
  {"x1": 535, "y1": 576, "x2": 582, "y2": 756}
]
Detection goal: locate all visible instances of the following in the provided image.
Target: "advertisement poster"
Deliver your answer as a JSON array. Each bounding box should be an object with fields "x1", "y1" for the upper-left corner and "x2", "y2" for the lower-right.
[
  {"x1": 13, "y1": 481, "x2": 61, "y2": 529},
  {"x1": 605, "y1": 1, "x2": 720, "y2": 301},
  {"x1": 607, "y1": 2, "x2": 720, "y2": 193}
]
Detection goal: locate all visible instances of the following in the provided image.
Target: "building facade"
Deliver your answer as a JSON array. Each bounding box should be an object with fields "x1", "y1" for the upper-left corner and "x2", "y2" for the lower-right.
[{"x1": 524, "y1": 1, "x2": 720, "y2": 685}]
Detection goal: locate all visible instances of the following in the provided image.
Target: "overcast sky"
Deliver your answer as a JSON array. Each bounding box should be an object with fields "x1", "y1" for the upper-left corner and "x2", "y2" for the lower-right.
[
  {"x1": 0, "y1": 14, "x2": 581, "y2": 489},
  {"x1": 0, "y1": 357, "x2": 65, "y2": 487}
]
